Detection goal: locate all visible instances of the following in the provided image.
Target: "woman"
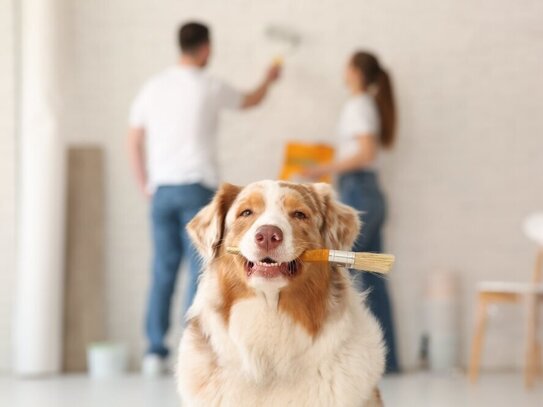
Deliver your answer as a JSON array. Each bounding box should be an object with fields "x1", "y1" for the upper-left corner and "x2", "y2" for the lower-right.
[{"x1": 302, "y1": 51, "x2": 399, "y2": 373}]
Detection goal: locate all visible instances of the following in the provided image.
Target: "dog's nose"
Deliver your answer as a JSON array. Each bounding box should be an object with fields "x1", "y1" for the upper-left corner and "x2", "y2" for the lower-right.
[{"x1": 255, "y1": 225, "x2": 283, "y2": 251}]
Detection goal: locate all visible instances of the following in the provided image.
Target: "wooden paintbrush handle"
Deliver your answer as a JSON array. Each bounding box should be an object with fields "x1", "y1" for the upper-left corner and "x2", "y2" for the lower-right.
[
  {"x1": 300, "y1": 249, "x2": 329, "y2": 262},
  {"x1": 227, "y1": 247, "x2": 330, "y2": 262}
]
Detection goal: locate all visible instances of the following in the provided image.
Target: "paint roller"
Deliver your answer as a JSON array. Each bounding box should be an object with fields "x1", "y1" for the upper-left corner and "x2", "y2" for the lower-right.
[{"x1": 264, "y1": 24, "x2": 302, "y2": 66}]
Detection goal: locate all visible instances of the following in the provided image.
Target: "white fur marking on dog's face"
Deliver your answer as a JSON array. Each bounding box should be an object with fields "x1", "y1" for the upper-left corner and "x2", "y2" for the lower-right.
[
  {"x1": 238, "y1": 181, "x2": 295, "y2": 260},
  {"x1": 235, "y1": 181, "x2": 294, "y2": 290}
]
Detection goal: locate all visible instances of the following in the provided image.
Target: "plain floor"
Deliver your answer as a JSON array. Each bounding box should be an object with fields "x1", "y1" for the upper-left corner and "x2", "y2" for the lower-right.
[{"x1": 1, "y1": 372, "x2": 543, "y2": 407}]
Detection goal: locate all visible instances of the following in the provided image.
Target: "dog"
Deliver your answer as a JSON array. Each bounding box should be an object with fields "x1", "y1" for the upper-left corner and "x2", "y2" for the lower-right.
[{"x1": 177, "y1": 180, "x2": 385, "y2": 406}]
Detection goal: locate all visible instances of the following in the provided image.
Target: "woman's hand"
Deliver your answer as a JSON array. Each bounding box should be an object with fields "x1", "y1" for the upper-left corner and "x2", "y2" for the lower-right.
[
  {"x1": 299, "y1": 165, "x2": 331, "y2": 181},
  {"x1": 301, "y1": 136, "x2": 376, "y2": 180}
]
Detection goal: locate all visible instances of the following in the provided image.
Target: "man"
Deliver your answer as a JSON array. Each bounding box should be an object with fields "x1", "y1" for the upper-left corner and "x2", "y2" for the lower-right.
[{"x1": 127, "y1": 21, "x2": 281, "y2": 376}]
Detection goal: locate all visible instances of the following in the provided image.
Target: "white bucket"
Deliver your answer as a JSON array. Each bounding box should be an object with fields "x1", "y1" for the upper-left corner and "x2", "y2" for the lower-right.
[
  {"x1": 87, "y1": 342, "x2": 128, "y2": 379},
  {"x1": 425, "y1": 271, "x2": 459, "y2": 372}
]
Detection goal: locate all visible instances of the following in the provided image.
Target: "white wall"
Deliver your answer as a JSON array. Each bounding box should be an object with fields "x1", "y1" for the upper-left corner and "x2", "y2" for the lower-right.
[
  {"x1": 0, "y1": 0, "x2": 16, "y2": 372},
  {"x1": 4, "y1": 0, "x2": 541, "y2": 371}
]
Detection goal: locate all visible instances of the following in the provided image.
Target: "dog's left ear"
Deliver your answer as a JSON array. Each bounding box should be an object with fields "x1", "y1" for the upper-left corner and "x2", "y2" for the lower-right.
[
  {"x1": 187, "y1": 183, "x2": 241, "y2": 261},
  {"x1": 312, "y1": 183, "x2": 360, "y2": 250}
]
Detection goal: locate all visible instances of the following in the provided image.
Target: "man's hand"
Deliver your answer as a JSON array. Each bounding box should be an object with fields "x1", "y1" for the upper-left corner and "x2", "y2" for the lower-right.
[
  {"x1": 241, "y1": 60, "x2": 282, "y2": 109},
  {"x1": 140, "y1": 184, "x2": 152, "y2": 201},
  {"x1": 265, "y1": 62, "x2": 282, "y2": 85},
  {"x1": 127, "y1": 127, "x2": 150, "y2": 201}
]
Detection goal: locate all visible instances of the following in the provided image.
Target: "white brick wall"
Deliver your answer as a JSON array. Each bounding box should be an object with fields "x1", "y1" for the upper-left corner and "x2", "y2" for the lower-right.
[
  {"x1": 64, "y1": 0, "x2": 543, "y2": 371},
  {"x1": 0, "y1": 0, "x2": 16, "y2": 372},
  {"x1": 2, "y1": 0, "x2": 542, "y2": 372}
]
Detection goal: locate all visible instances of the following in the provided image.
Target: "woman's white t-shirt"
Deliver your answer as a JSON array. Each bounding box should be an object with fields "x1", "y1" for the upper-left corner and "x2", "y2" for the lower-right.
[{"x1": 336, "y1": 93, "x2": 380, "y2": 168}]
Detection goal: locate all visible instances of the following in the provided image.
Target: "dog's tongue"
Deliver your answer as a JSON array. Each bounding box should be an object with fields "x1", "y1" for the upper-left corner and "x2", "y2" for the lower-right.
[{"x1": 250, "y1": 262, "x2": 287, "y2": 278}]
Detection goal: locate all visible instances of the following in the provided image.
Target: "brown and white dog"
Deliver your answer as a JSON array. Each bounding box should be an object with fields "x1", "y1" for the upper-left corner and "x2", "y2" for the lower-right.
[{"x1": 177, "y1": 180, "x2": 385, "y2": 406}]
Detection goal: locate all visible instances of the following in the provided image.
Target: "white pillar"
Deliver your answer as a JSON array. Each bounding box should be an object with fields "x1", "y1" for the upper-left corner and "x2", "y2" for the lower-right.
[{"x1": 14, "y1": 0, "x2": 66, "y2": 376}]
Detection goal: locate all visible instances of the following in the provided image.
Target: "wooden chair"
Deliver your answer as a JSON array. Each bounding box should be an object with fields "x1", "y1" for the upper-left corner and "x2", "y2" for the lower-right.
[{"x1": 468, "y1": 213, "x2": 543, "y2": 388}]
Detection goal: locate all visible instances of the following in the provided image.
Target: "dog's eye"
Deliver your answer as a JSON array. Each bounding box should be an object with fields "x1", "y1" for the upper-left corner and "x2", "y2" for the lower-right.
[
  {"x1": 292, "y1": 211, "x2": 308, "y2": 220},
  {"x1": 239, "y1": 209, "x2": 253, "y2": 218}
]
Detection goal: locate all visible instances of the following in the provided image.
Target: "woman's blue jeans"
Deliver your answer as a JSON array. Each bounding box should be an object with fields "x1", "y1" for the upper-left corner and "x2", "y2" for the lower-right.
[
  {"x1": 145, "y1": 183, "x2": 214, "y2": 358},
  {"x1": 339, "y1": 170, "x2": 400, "y2": 373}
]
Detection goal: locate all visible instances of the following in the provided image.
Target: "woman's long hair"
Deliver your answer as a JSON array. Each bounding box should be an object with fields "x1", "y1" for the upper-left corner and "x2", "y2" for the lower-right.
[{"x1": 350, "y1": 51, "x2": 396, "y2": 149}]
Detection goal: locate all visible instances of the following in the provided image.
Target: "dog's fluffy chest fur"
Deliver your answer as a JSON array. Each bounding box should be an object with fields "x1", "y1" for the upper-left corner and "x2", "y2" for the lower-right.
[
  {"x1": 228, "y1": 292, "x2": 315, "y2": 382},
  {"x1": 177, "y1": 271, "x2": 385, "y2": 407}
]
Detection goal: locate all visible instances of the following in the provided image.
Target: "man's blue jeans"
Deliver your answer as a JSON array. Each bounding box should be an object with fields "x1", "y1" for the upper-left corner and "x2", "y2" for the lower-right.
[{"x1": 145, "y1": 183, "x2": 214, "y2": 358}]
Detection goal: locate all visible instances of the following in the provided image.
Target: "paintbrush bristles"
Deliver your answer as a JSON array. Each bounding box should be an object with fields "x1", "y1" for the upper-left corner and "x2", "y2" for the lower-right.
[{"x1": 353, "y1": 253, "x2": 395, "y2": 274}]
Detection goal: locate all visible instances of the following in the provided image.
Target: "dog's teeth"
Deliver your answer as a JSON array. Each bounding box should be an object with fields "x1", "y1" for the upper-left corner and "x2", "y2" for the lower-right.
[{"x1": 255, "y1": 260, "x2": 282, "y2": 267}]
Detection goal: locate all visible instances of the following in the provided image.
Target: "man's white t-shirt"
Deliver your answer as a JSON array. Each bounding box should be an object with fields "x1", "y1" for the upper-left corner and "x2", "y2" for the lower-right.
[
  {"x1": 129, "y1": 66, "x2": 242, "y2": 191},
  {"x1": 336, "y1": 93, "x2": 380, "y2": 168}
]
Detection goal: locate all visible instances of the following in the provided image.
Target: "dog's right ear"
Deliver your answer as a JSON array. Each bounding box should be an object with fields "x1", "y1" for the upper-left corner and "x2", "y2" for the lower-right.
[{"x1": 187, "y1": 183, "x2": 241, "y2": 261}]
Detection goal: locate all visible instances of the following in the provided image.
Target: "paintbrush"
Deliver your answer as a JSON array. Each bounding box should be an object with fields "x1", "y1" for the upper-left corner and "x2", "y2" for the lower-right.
[{"x1": 226, "y1": 247, "x2": 394, "y2": 274}]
